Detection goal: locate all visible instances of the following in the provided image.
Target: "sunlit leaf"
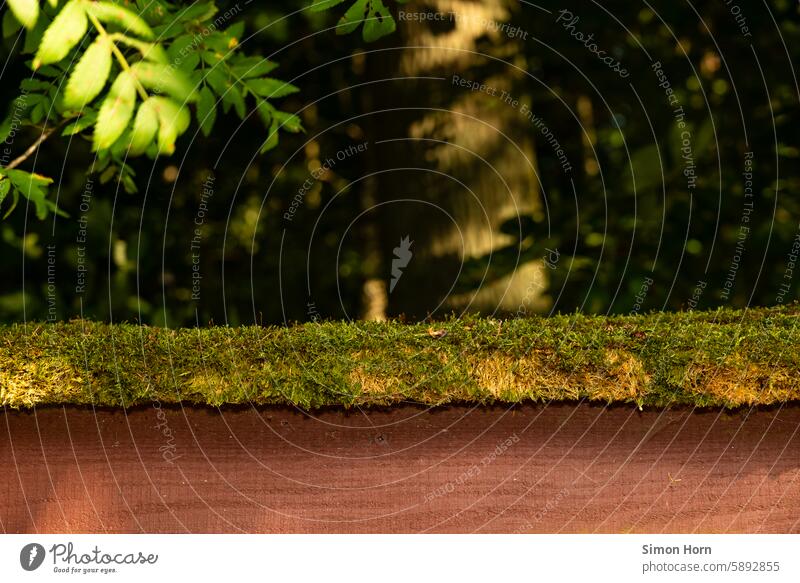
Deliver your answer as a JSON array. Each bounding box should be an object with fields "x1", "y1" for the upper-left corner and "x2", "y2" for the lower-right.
[
  {"x1": 34, "y1": 0, "x2": 88, "y2": 68},
  {"x1": 63, "y1": 36, "x2": 113, "y2": 110},
  {"x1": 94, "y1": 71, "x2": 138, "y2": 151},
  {"x1": 86, "y1": 1, "x2": 153, "y2": 39},
  {"x1": 6, "y1": 0, "x2": 39, "y2": 30},
  {"x1": 150, "y1": 97, "x2": 190, "y2": 155},
  {"x1": 128, "y1": 98, "x2": 159, "y2": 155}
]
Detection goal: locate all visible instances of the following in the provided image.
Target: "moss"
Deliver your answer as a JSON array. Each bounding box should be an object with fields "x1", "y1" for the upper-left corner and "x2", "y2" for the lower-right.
[{"x1": 2, "y1": 305, "x2": 800, "y2": 409}]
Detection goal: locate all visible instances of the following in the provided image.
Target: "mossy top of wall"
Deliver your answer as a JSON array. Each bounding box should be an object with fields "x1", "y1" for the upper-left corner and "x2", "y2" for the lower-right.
[{"x1": 2, "y1": 306, "x2": 799, "y2": 409}]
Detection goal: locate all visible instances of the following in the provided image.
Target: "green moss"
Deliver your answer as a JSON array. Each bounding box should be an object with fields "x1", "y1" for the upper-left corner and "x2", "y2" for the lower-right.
[{"x1": 2, "y1": 305, "x2": 800, "y2": 409}]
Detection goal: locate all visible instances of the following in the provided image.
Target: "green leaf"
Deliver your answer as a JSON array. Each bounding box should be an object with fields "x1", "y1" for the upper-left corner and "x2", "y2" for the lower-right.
[
  {"x1": 195, "y1": 86, "x2": 216, "y2": 137},
  {"x1": 2, "y1": 189, "x2": 20, "y2": 218},
  {"x1": 35, "y1": 65, "x2": 62, "y2": 78},
  {"x1": 202, "y1": 31, "x2": 234, "y2": 53},
  {"x1": 98, "y1": 164, "x2": 116, "y2": 183},
  {"x1": 131, "y1": 62, "x2": 197, "y2": 103},
  {"x1": 93, "y1": 71, "x2": 138, "y2": 151},
  {"x1": 19, "y1": 78, "x2": 52, "y2": 91},
  {"x1": 150, "y1": 97, "x2": 190, "y2": 155},
  {"x1": 147, "y1": 2, "x2": 217, "y2": 41},
  {"x1": 6, "y1": 0, "x2": 39, "y2": 30},
  {"x1": 309, "y1": 0, "x2": 347, "y2": 12},
  {"x1": 166, "y1": 34, "x2": 195, "y2": 60},
  {"x1": 362, "y1": 0, "x2": 395, "y2": 42},
  {"x1": 222, "y1": 85, "x2": 245, "y2": 118},
  {"x1": 114, "y1": 35, "x2": 169, "y2": 63},
  {"x1": 22, "y1": 15, "x2": 47, "y2": 54},
  {"x1": 148, "y1": 2, "x2": 215, "y2": 39},
  {"x1": 34, "y1": 1, "x2": 88, "y2": 68},
  {"x1": 256, "y1": 100, "x2": 274, "y2": 126},
  {"x1": 0, "y1": 177, "x2": 11, "y2": 203},
  {"x1": 4, "y1": 168, "x2": 54, "y2": 219},
  {"x1": 274, "y1": 110, "x2": 303, "y2": 133},
  {"x1": 204, "y1": 67, "x2": 229, "y2": 97},
  {"x1": 174, "y1": 2, "x2": 216, "y2": 24},
  {"x1": 201, "y1": 49, "x2": 222, "y2": 67},
  {"x1": 86, "y1": 1, "x2": 153, "y2": 39},
  {"x1": 63, "y1": 36, "x2": 113, "y2": 110},
  {"x1": 245, "y1": 78, "x2": 299, "y2": 99},
  {"x1": 128, "y1": 98, "x2": 159, "y2": 155},
  {"x1": 334, "y1": 0, "x2": 396, "y2": 41},
  {"x1": 226, "y1": 21, "x2": 244, "y2": 41},
  {"x1": 62, "y1": 111, "x2": 97, "y2": 135},
  {"x1": 230, "y1": 56, "x2": 278, "y2": 79},
  {"x1": 3, "y1": 8, "x2": 24, "y2": 37},
  {"x1": 259, "y1": 119, "x2": 279, "y2": 154},
  {"x1": 122, "y1": 172, "x2": 137, "y2": 193},
  {"x1": 176, "y1": 50, "x2": 200, "y2": 74},
  {"x1": 337, "y1": 0, "x2": 367, "y2": 36},
  {"x1": 166, "y1": 34, "x2": 200, "y2": 72},
  {"x1": 29, "y1": 103, "x2": 45, "y2": 124},
  {"x1": 0, "y1": 116, "x2": 12, "y2": 143}
]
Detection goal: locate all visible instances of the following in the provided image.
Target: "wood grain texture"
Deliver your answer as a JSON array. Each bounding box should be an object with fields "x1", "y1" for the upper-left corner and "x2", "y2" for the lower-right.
[{"x1": 1, "y1": 404, "x2": 798, "y2": 533}]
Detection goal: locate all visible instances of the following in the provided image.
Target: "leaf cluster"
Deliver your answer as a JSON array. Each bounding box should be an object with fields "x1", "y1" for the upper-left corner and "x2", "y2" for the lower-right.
[
  {"x1": 1, "y1": 0, "x2": 303, "y2": 216},
  {"x1": 309, "y1": 0, "x2": 408, "y2": 42}
]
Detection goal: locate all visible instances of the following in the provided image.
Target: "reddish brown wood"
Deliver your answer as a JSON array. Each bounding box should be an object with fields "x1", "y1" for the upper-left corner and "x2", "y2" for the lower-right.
[{"x1": 2, "y1": 404, "x2": 798, "y2": 533}]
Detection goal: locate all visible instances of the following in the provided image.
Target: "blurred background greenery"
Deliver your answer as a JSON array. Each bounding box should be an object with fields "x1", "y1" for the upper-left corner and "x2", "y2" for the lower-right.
[{"x1": 2, "y1": 0, "x2": 799, "y2": 326}]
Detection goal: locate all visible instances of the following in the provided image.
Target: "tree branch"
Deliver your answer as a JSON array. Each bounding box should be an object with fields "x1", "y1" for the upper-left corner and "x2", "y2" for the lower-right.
[
  {"x1": 5, "y1": 123, "x2": 60, "y2": 170},
  {"x1": 87, "y1": 12, "x2": 149, "y2": 101}
]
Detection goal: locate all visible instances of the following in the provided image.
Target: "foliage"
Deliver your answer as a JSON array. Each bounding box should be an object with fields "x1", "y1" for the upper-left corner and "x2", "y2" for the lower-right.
[
  {"x1": 2, "y1": 1, "x2": 800, "y2": 326},
  {"x1": 0, "y1": 0, "x2": 303, "y2": 217},
  {"x1": 309, "y1": 0, "x2": 408, "y2": 42},
  {"x1": 0, "y1": 167, "x2": 58, "y2": 219},
  {"x1": 521, "y1": 2, "x2": 800, "y2": 314}
]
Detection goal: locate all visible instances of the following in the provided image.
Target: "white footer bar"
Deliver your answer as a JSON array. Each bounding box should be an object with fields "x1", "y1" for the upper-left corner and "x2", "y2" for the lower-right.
[{"x1": 1, "y1": 534, "x2": 797, "y2": 582}]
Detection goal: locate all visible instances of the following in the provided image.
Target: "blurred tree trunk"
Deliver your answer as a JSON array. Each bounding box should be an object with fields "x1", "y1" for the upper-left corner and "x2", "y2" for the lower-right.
[{"x1": 361, "y1": 0, "x2": 549, "y2": 320}]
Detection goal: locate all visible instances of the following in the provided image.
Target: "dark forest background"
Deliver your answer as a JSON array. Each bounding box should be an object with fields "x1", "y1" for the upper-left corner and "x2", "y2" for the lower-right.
[{"x1": 2, "y1": 0, "x2": 799, "y2": 326}]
